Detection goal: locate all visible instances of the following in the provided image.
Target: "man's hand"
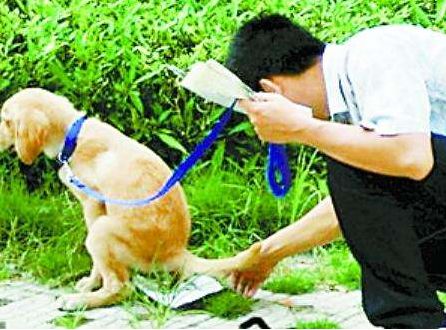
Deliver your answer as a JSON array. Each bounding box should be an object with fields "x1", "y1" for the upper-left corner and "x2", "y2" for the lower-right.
[
  {"x1": 238, "y1": 92, "x2": 314, "y2": 144},
  {"x1": 230, "y1": 242, "x2": 278, "y2": 298}
]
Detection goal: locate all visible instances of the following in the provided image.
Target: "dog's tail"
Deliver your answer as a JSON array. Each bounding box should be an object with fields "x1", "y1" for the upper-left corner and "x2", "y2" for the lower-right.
[{"x1": 169, "y1": 242, "x2": 262, "y2": 278}]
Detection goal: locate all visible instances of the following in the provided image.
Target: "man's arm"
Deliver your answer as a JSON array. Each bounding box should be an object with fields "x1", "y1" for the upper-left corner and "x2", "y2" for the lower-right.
[
  {"x1": 233, "y1": 196, "x2": 341, "y2": 296},
  {"x1": 300, "y1": 120, "x2": 433, "y2": 180},
  {"x1": 261, "y1": 196, "x2": 340, "y2": 264},
  {"x1": 240, "y1": 94, "x2": 433, "y2": 180}
]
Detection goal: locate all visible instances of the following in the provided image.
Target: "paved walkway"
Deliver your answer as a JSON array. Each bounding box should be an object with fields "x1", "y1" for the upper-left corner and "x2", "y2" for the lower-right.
[{"x1": 0, "y1": 280, "x2": 374, "y2": 329}]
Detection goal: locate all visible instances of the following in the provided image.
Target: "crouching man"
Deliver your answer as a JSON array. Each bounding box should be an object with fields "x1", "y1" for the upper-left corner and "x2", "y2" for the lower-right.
[{"x1": 227, "y1": 15, "x2": 446, "y2": 328}]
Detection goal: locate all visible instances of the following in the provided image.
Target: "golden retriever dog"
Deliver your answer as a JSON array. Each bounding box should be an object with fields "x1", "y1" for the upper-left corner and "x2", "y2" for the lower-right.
[{"x1": 0, "y1": 88, "x2": 260, "y2": 310}]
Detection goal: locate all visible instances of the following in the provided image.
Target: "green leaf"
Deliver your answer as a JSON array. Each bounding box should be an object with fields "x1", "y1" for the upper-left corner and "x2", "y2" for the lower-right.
[
  {"x1": 0, "y1": 79, "x2": 11, "y2": 91},
  {"x1": 48, "y1": 59, "x2": 73, "y2": 88},
  {"x1": 210, "y1": 142, "x2": 225, "y2": 173},
  {"x1": 227, "y1": 122, "x2": 251, "y2": 136},
  {"x1": 437, "y1": 0, "x2": 446, "y2": 22},
  {"x1": 156, "y1": 132, "x2": 188, "y2": 155},
  {"x1": 409, "y1": 0, "x2": 431, "y2": 26},
  {"x1": 158, "y1": 110, "x2": 172, "y2": 124},
  {"x1": 129, "y1": 90, "x2": 144, "y2": 115}
]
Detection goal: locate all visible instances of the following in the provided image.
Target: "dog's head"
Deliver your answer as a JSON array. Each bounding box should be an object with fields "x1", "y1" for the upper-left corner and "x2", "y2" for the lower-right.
[{"x1": 0, "y1": 88, "x2": 54, "y2": 165}]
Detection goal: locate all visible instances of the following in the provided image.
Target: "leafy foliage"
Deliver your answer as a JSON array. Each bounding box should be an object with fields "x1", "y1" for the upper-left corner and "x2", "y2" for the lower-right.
[{"x1": 1, "y1": 0, "x2": 445, "y2": 169}]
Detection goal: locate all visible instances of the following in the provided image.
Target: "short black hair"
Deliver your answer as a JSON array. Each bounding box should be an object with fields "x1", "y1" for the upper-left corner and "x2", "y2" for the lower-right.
[{"x1": 226, "y1": 14, "x2": 325, "y2": 91}]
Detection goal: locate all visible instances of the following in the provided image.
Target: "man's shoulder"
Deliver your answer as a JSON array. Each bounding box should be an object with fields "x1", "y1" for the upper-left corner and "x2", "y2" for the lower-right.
[
  {"x1": 341, "y1": 25, "x2": 430, "y2": 74},
  {"x1": 345, "y1": 24, "x2": 425, "y2": 49}
]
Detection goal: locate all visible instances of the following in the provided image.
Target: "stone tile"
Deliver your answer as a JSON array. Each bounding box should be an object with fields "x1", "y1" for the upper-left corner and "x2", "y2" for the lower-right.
[
  {"x1": 250, "y1": 304, "x2": 296, "y2": 329},
  {"x1": 0, "y1": 294, "x2": 55, "y2": 319},
  {"x1": 252, "y1": 289, "x2": 275, "y2": 301},
  {"x1": 164, "y1": 313, "x2": 213, "y2": 328},
  {"x1": 0, "y1": 284, "x2": 42, "y2": 301},
  {"x1": 0, "y1": 280, "x2": 376, "y2": 329},
  {"x1": 193, "y1": 316, "x2": 233, "y2": 328},
  {"x1": 77, "y1": 316, "x2": 120, "y2": 329},
  {"x1": 83, "y1": 306, "x2": 127, "y2": 319},
  {"x1": 6, "y1": 300, "x2": 64, "y2": 328},
  {"x1": 342, "y1": 313, "x2": 375, "y2": 329},
  {"x1": 103, "y1": 319, "x2": 131, "y2": 328}
]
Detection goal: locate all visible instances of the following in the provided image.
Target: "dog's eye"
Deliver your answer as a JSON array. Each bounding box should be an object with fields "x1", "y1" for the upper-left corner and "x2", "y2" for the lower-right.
[{"x1": 4, "y1": 119, "x2": 11, "y2": 127}]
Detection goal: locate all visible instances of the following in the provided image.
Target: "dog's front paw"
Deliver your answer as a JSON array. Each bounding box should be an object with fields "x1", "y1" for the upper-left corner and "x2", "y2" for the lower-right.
[
  {"x1": 57, "y1": 294, "x2": 88, "y2": 311},
  {"x1": 75, "y1": 276, "x2": 100, "y2": 293}
]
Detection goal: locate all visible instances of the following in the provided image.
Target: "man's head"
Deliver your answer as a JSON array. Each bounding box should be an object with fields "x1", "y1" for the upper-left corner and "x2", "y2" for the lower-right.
[{"x1": 226, "y1": 14, "x2": 329, "y2": 118}]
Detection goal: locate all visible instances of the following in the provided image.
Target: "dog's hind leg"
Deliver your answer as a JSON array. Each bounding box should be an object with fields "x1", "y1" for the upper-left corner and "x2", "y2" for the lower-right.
[{"x1": 59, "y1": 216, "x2": 130, "y2": 310}]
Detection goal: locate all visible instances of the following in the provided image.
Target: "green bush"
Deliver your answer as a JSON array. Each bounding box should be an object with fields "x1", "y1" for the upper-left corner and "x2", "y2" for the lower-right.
[{"x1": 1, "y1": 0, "x2": 445, "y2": 168}]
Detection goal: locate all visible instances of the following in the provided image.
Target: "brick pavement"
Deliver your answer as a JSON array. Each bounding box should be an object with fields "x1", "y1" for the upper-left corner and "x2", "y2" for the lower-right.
[{"x1": 0, "y1": 280, "x2": 374, "y2": 329}]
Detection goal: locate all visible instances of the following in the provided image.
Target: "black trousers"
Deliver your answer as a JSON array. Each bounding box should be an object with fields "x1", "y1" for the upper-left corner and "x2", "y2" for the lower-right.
[{"x1": 326, "y1": 134, "x2": 446, "y2": 328}]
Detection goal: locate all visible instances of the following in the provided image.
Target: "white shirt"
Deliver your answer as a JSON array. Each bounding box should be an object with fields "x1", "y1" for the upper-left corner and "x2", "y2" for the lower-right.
[{"x1": 322, "y1": 25, "x2": 446, "y2": 136}]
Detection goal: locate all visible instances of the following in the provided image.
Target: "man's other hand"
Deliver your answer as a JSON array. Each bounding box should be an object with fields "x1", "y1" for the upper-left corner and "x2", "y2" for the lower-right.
[
  {"x1": 238, "y1": 92, "x2": 314, "y2": 144},
  {"x1": 230, "y1": 242, "x2": 278, "y2": 297}
]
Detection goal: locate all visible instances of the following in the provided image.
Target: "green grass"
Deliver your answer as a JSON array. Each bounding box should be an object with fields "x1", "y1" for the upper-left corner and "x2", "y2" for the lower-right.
[
  {"x1": 202, "y1": 291, "x2": 255, "y2": 319},
  {"x1": 52, "y1": 312, "x2": 90, "y2": 329},
  {"x1": 315, "y1": 244, "x2": 361, "y2": 291},
  {"x1": 0, "y1": 268, "x2": 11, "y2": 281},
  {"x1": 123, "y1": 267, "x2": 186, "y2": 328},
  {"x1": 0, "y1": 158, "x2": 91, "y2": 286},
  {"x1": 264, "y1": 269, "x2": 317, "y2": 295},
  {"x1": 263, "y1": 244, "x2": 361, "y2": 294},
  {"x1": 294, "y1": 318, "x2": 341, "y2": 329},
  {"x1": 124, "y1": 286, "x2": 175, "y2": 329}
]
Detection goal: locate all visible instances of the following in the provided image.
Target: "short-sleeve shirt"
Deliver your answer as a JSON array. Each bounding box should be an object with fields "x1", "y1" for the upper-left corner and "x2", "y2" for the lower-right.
[{"x1": 322, "y1": 25, "x2": 446, "y2": 136}]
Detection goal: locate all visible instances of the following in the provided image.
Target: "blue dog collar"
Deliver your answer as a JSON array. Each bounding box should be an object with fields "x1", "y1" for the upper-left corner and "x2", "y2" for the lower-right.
[{"x1": 57, "y1": 115, "x2": 88, "y2": 164}]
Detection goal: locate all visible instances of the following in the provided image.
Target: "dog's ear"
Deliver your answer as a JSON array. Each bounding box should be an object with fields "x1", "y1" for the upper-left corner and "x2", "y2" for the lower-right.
[{"x1": 14, "y1": 108, "x2": 50, "y2": 165}]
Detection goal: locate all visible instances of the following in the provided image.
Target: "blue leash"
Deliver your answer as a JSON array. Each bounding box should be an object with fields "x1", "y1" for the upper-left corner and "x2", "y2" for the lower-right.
[
  {"x1": 58, "y1": 103, "x2": 292, "y2": 206},
  {"x1": 266, "y1": 143, "x2": 292, "y2": 198}
]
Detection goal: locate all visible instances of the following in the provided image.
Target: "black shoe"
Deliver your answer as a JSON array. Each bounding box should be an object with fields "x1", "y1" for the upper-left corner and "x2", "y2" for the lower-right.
[{"x1": 239, "y1": 317, "x2": 271, "y2": 329}]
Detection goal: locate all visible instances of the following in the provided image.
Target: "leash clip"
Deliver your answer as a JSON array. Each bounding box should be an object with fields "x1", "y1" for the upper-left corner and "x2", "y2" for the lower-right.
[{"x1": 59, "y1": 162, "x2": 75, "y2": 184}]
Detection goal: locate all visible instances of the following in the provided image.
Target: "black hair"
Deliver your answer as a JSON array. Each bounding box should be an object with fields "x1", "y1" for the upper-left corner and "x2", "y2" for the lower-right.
[{"x1": 226, "y1": 14, "x2": 326, "y2": 91}]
